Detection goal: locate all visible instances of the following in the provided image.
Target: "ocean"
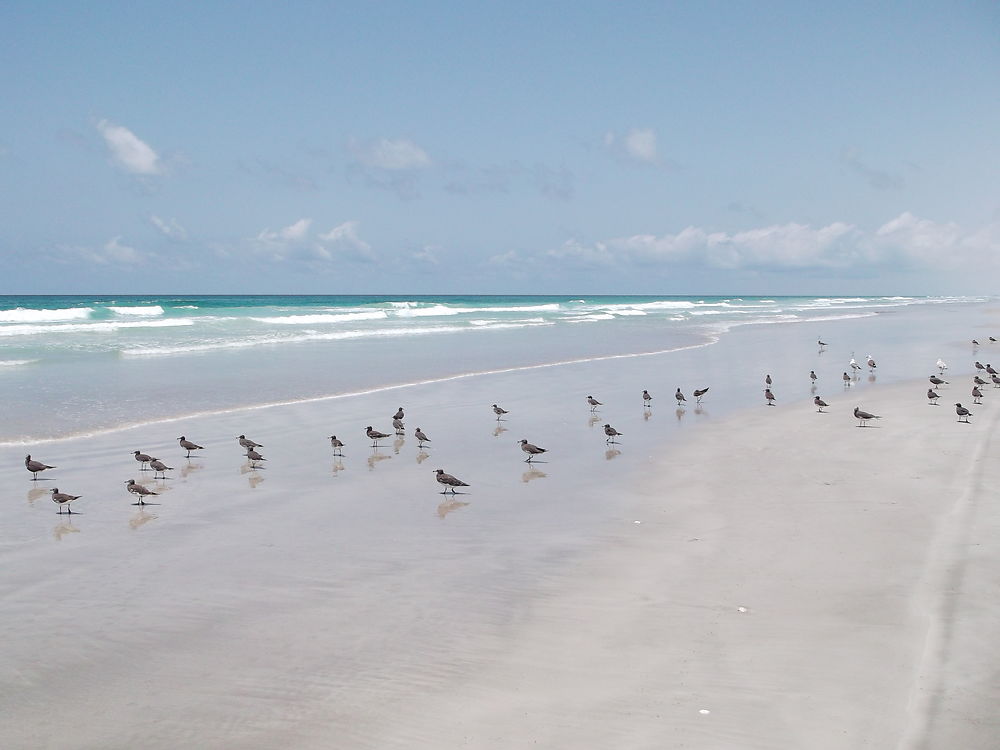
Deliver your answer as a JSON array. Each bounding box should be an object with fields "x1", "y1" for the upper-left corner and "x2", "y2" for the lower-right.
[{"x1": 0, "y1": 294, "x2": 987, "y2": 443}]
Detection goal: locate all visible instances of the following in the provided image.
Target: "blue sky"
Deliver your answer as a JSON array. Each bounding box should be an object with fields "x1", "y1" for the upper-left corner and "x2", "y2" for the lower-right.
[{"x1": 2, "y1": 1, "x2": 998, "y2": 294}]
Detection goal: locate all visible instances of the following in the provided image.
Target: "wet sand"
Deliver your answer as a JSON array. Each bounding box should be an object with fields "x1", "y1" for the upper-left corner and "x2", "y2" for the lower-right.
[{"x1": 1, "y1": 312, "x2": 998, "y2": 748}]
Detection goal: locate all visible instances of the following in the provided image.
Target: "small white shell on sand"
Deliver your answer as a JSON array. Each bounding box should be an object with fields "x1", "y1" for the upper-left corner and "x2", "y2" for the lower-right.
[{"x1": 699, "y1": 709, "x2": 711, "y2": 715}]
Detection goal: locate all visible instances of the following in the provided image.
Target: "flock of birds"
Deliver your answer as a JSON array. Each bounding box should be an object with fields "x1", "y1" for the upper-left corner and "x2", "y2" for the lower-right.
[{"x1": 23, "y1": 335, "x2": 999, "y2": 514}]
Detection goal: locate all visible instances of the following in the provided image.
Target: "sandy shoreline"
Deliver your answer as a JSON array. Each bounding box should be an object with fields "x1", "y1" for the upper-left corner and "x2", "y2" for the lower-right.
[{"x1": 1, "y1": 312, "x2": 999, "y2": 748}]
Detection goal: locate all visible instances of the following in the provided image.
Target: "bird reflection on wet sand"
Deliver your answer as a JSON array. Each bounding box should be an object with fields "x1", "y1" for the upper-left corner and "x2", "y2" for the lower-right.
[
  {"x1": 522, "y1": 468, "x2": 547, "y2": 483},
  {"x1": 330, "y1": 458, "x2": 346, "y2": 476},
  {"x1": 675, "y1": 408, "x2": 686, "y2": 422},
  {"x1": 240, "y1": 463, "x2": 265, "y2": 488},
  {"x1": 53, "y1": 520, "x2": 80, "y2": 541},
  {"x1": 493, "y1": 424, "x2": 508, "y2": 438},
  {"x1": 694, "y1": 406, "x2": 707, "y2": 417},
  {"x1": 129, "y1": 510, "x2": 157, "y2": 530},
  {"x1": 27, "y1": 487, "x2": 48, "y2": 505},
  {"x1": 605, "y1": 448, "x2": 622, "y2": 461},
  {"x1": 588, "y1": 415, "x2": 601, "y2": 428},
  {"x1": 393, "y1": 437, "x2": 405, "y2": 455},
  {"x1": 437, "y1": 499, "x2": 470, "y2": 518},
  {"x1": 415, "y1": 450, "x2": 430, "y2": 465},
  {"x1": 368, "y1": 451, "x2": 392, "y2": 471},
  {"x1": 180, "y1": 461, "x2": 204, "y2": 479}
]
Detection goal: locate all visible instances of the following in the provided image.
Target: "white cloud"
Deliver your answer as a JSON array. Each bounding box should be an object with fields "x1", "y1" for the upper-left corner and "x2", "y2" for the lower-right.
[
  {"x1": 318, "y1": 220, "x2": 374, "y2": 262},
  {"x1": 51, "y1": 236, "x2": 146, "y2": 266},
  {"x1": 96, "y1": 119, "x2": 162, "y2": 175},
  {"x1": 548, "y1": 214, "x2": 999, "y2": 273},
  {"x1": 150, "y1": 215, "x2": 188, "y2": 241},
  {"x1": 257, "y1": 218, "x2": 313, "y2": 244},
  {"x1": 604, "y1": 127, "x2": 660, "y2": 165},
  {"x1": 350, "y1": 138, "x2": 431, "y2": 170}
]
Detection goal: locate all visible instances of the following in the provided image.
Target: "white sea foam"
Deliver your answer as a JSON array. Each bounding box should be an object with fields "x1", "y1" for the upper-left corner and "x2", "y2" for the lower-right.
[
  {"x1": 107, "y1": 305, "x2": 164, "y2": 316},
  {"x1": 251, "y1": 311, "x2": 389, "y2": 325},
  {"x1": 0, "y1": 359, "x2": 37, "y2": 367},
  {"x1": 392, "y1": 304, "x2": 461, "y2": 317},
  {"x1": 0, "y1": 319, "x2": 194, "y2": 337},
  {"x1": 0, "y1": 307, "x2": 93, "y2": 323}
]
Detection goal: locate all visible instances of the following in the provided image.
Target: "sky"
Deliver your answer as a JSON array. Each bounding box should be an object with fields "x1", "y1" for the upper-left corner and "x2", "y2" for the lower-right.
[{"x1": 1, "y1": 0, "x2": 998, "y2": 295}]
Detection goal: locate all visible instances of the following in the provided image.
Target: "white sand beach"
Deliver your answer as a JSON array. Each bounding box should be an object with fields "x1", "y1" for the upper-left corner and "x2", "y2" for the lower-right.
[{"x1": 1, "y1": 310, "x2": 999, "y2": 749}]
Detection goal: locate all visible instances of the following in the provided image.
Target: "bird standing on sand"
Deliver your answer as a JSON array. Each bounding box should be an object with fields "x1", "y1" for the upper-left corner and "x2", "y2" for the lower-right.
[
  {"x1": 809, "y1": 370, "x2": 818, "y2": 385},
  {"x1": 936, "y1": 358, "x2": 948, "y2": 373},
  {"x1": 867, "y1": 355, "x2": 877, "y2": 372},
  {"x1": 392, "y1": 417, "x2": 405, "y2": 435},
  {"x1": 675, "y1": 388, "x2": 686, "y2": 406},
  {"x1": 973, "y1": 340, "x2": 980, "y2": 347},
  {"x1": 814, "y1": 396, "x2": 828, "y2": 413},
  {"x1": 927, "y1": 389, "x2": 940, "y2": 405},
  {"x1": 818, "y1": 338, "x2": 827, "y2": 348},
  {"x1": 991, "y1": 336, "x2": 998, "y2": 343},
  {"x1": 329, "y1": 435, "x2": 344, "y2": 455},
  {"x1": 850, "y1": 357, "x2": 861, "y2": 374},
  {"x1": 433, "y1": 469, "x2": 469, "y2": 494},
  {"x1": 133, "y1": 450, "x2": 157, "y2": 471},
  {"x1": 238, "y1": 435, "x2": 262, "y2": 450},
  {"x1": 765, "y1": 374, "x2": 773, "y2": 387},
  {"x1": 843, "y1": 372, "x2": 852, "y2": 388},
  {"x1": 992, "y1": 375, "x2": 1000, "y2": 389},
  {"x1": 245, "y1": 448, "x2": 266, "y2": 468},
  {"x1": 125, "y1": 479, "x2": 158, "y2": 504},
  {"x1": 414, "y1": 427, "x2": 430, "y2": 447},
  {"x1": 974, "y1": 361, "x2": 986, "y2": 375},
  {"x1": 586, "y1": 396, "x2": 602, "y2": 411},
  {"x1": 177, "y1": 436, "x2": 204, "y2": 458},
  {"x1": 974, "y1": 376, "x2": 988, "y2": 387},
  {"x1": 642, "y1": 390, "x2": 652, "y2": 408},
  {"x1": 765, "y1": 388, "x2": 776, "y2": 406},
  {"x1": 519, "y1": 439, "x2": 547, "y2": 462},
  {"x1": 987, "y1": 364, "x2": 998, "y2": 377},
  {"x1": 50, "y1": 488, "x2": 80, "y2": 514},
  {"x1": 603, "y1": 424, "x2": 623, "y2": 443},
  {"x1": 492, "y1": 404, "x2": 508, "y2": 420},
  {"x1": 366, "y1": 426, "x2": 390, "y2": 447},
  {"x1": 393, "y1": 407, "x2": 405, "y2": 421},
  {"x1": 929, "y1": 375, "x2": 948, "y2": 388},
  {"x1": 854, "y1": 406, "x2": 881, "y2": 427},
  {"x1": 149, "y1": 459, "x2": 173, "y2": 479},
  {"x1": 955, "y1": 403, "x2": 972, "y2": 423},
  {"x1": 972, "y1": 386, "x2": 983, "y2": 404},
  {"x1": 24, "y1": 455, "x2": 55, "y2": 480},
  {"x1": 693, "y1": 387, "x2": 709, "y2": 403}
]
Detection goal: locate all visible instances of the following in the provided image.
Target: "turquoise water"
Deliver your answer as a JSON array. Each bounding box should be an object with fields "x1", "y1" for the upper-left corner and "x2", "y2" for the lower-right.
[{"x1": 0, "y1": 294, "x2": 988, "y2": 442}]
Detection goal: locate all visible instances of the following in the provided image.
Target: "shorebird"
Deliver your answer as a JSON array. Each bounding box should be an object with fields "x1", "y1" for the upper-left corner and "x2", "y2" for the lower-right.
[
  {"x1": 927, "y1": 388, "x2": 940, "y2": 405},
  {"x1": 433, "y1": 469, "x2": 468, "y2": 494},
  {"x1": 586, "y1": 395, "x2": 602, "y2": 411},
  {"x1": 929, "y1": 375, "x2": 948, "y2": 388},
  {"x1": 850, "y1": 356, "x2": 861, "y2": 374},
  {"x1": 24, "y1": 455, "x2": 55, "y2": 480},
  {"x1": 492, "y1": 404, "x2": 508, "y2": 420},
  {"x1": 854, "y1": 406, "x2": 881, "y2": 427},
  {"x1": 50, "y1": 488, "x2": 80, "y2": 514},
  {"x1": 866, "y1": 355, "x2": 877, "y2": 372},
  {"x1": 393, "y1": 407, "x2": 404, "y2": 421},
  {"x1": 817, "y1": 338, "x2": 827, "y2": 348},
  {"x1": 973, "y1": 340, "x2": 980, "y2": 346},
  {"x1": 519, "y1": 439, "x2": 547, "y2": 462},
  {"x1": 764, "y1": 388, "x2": 776, "y2": 406},
  {"x1": 814, "y1": 396, "x2": 828, "y2": 413},
  {"x1": 328, "y1": 435, "x2": 344, "y2": 455},
  {"x1": 809, "y1": 370, "x2": 818, "y2": 385},
  {"x1": 366, "y1": 426, "x2": 390, "y2": 447},
  {"x1": 675, "y1": 388, "x2": 686, "y2": 406},
  {"x1": 843, "y1": 372, "x2": 852, "y2": 388},
  {"x1": 603, "y1": 424, "x2": 623, "y2": 443},
  {"x1": 125, "y1": 479, "x2": 158, "y2": 504},
  {"x1": 987, "y1": 364, "x2": 998, "y2": 377},
  {"x1": 974, "y1": 361, "x2": 986, "y2": 374},
  {"x1": 693, "y1": 387, "x2": 709, "y2": 403},
  {"x1": 642, "y1": 389, "x2": 652, "y2": 408},
  {"x1": 177, "y1": 436, "x2": 204, "y2": 458},
  {"x1": 993, "y1": 375, "x2": 1000, "y2": 388},
  {"x1": 238, "y1": 435, "x2": 262, "y2": 450},
  {"x1": 972, "y1": 386, "x2": 983, "y2": 404},
  {"x1": 991, "y1": 336, "x2": 998, "y2": 343},
  {"x1": 392, "y1": 417, "x2": 405, "y2": 435},
  {"x1": 936, "y1": 358, "x2": 948, "y2": 373},
  {"x1": 974, "y1": 375, "x2": 988, "y2": 387},
  {"x1": 149, "y1": 459, "x2": 173, "y2": 479},
  {"x1": 133, "y1": 450, "x2": 157, "y2": 471},
  {"x1": 414, "y1": 427, "x2": 430, "y2": 447},
  {"x1": 955, "y1": 403, "x2": 972, "y2": 423},
  {"x1": 765, "y1": 374, "x2": 773, "y2": 387},
  {"x1": 245, "y1": 448, "x2": 266, "y2": 468}
]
